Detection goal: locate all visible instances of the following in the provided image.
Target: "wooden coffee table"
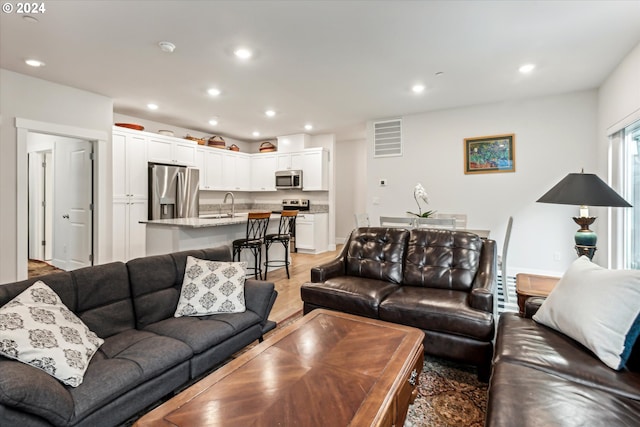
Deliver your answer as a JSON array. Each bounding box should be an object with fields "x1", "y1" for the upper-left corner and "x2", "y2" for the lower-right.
[
  {"x1": 134, "y1": 309, "x2": 425, "y2": 427},
  {"x1": 515, "y1": 273, "x2": 560, "y2": 315}
]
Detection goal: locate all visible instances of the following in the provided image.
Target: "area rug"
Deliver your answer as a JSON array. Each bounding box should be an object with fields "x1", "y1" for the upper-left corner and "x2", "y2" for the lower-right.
[{"x1": 404, "y1": 356, "x2": 487, "y2": 427}]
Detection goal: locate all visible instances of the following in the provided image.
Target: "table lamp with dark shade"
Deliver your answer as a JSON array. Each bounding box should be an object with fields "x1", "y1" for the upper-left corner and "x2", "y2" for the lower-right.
[{"x1": 536, "y1": 170, "x2": 632, "y2": 260}]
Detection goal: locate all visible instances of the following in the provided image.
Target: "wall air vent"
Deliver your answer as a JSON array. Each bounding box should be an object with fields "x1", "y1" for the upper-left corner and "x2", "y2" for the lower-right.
[{"x1": 373, "y1": 119, "x2": 402, "y2": 157}]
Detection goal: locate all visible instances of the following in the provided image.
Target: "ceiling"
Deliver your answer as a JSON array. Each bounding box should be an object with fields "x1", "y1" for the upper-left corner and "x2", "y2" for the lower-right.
[{"x1": 2, "y1": 1, "x2": 640, "y2": 142}]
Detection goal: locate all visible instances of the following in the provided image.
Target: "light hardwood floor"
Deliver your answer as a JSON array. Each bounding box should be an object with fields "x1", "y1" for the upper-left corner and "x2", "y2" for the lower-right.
[{"x1": 262, "y1": 245, "x2": 342, "y2": 324}]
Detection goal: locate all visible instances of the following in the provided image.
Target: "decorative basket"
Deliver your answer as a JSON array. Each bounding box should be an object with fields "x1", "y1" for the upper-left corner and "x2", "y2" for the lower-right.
[
  {"x1": 208, "y1": 135, "x2": 226, "y2": 149},
  {"x1": 184, "y1": 134, "x2": 206, "y2": 145},
  {"x1": 229, "y1": 144, "x2": 240, "y2": 152},
  {"x1": 115, "y1": 123, "x2": 144, "y2": 131},
  {"x1": 259, "y1": 141, "x2": 276, "y2": 152}
]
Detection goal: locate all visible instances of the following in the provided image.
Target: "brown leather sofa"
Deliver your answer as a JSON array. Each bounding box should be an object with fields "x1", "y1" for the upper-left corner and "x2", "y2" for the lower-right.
[
  {"x1": 486, "y1": 298, "x2": 640, "y2": 426},
  {"x1": 301, "y1": 227, "x2": 497, "y2": 379}
]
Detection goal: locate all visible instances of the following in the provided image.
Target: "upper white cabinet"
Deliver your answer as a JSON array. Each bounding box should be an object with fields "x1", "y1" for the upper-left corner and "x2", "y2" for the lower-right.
[
  {"x1": 299, "y1": 148, "x2": 329, "y2": 191},
  {"x1": 196, "y1": 148, "x2": 224, "y2": 191},
  {"x1": 251, "y1": 153, "x2": 277, "y2": 191},
  {"x1": 113, "y1": 127, "x2": 329, "y2": 195},
  {"x1": 112, "y1": 130, "x2": 148, "y2": 199},
  {"x1": 222, "y1": 151, "x2": 251, "y2": 191},
  {"x1": 148, "y1": 136, "x2": 196, "y2": 166}
]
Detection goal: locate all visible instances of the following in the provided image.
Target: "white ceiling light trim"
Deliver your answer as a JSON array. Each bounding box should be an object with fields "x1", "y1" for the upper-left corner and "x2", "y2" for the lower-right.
[
  {"x1": 207, "y1": 88, "x2": 221, "y2": 96},
  {"x1": 519, "y1": 64, "x2": 536, "y2": 73},
  {"x1": 411, "y1": 84, "x2": 425, "y2": 94},
  {"x1": 147, "y1": 103, "x2": 159, "y2": 110},
  {"x1": 25, "y1": 59, "x2": 44, "y2": 67},
  {"x1": 304, "y1": 124, "x2": 313, "y2": 130},
  {"x1": 234, "y1": 48, "x2": 253, "y2": 59},
  {"x1": 209, "y1": 119, "x2": 218, "y2": 126},
  {"x1": 252, "y1": 131, "x2": 260, "y2": 137},
  {"x1": 265, "y1": 110, "x2": 276, "y2": 117}
]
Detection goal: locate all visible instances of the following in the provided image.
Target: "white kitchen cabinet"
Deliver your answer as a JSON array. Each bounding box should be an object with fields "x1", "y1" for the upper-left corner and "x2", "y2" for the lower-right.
[
  {"x1": 295, "y1": 212, "x2": 328, "y2": 254},
  {"x1": 277, "y1": 153, "x2": 292, "y2": 170},
  {"x1": 148, "y1": 136, "x2": 196, "y2": 166},
  {"x1": 222, "y1": 151, "x2": 251, "y2": 191},
  {"x1": 112, "y1": 129, "x2": 149, "y2": 262},
  {"x1": 112, "y1": 130, "x2": 148, "y2": 199},
  {"x1": 251, "y1": 153, "x2": 277, "y2": 191},
  {"x1": 113, "y1": 199, "x2": 147, "y2": 262},
  {"x1": 196, "y1": 147, "x2": 224, "y2": 190}
]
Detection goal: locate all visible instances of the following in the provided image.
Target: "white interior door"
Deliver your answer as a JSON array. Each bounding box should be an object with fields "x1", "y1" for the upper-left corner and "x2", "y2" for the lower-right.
[{"x1": 52, "y1": 139, "x2": 93, "y2": 270}]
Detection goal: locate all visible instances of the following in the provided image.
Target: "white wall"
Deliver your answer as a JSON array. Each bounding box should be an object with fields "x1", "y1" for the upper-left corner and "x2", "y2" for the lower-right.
[
  {"x1": 597, "y1": 42, "x2": 640, "y2": 267},
  {"x1": 0, "y1": 69, "x2": 113, "y2": 283},
  {"x1": 366, "y1": 90, "x2": 599, "y2": 276},
  {"x1": 335, "y1": 138, "x2": 367, "y2": 242}
]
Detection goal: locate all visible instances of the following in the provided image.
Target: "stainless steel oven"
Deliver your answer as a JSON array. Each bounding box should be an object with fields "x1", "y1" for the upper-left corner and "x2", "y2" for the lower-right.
[{"x1": 282, "y1": 199, "x2": 309, "y2": 252}]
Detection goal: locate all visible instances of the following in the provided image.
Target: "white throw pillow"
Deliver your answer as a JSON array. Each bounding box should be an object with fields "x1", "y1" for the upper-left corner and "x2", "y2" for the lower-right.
[
  {"x1": 533, "y1": 256, "x2": 640, "y2": 370},
  {"x1": 0, "y1": 281, "x2": 104, "y2": 387},
  {"x1": 175, "y1": 257, "x2": 247, "y2": 317}
]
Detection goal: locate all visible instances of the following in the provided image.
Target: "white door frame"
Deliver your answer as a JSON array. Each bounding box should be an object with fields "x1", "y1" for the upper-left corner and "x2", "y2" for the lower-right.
[{"x1": 16, "y1": 118, "x2": 109, "y2": 280}]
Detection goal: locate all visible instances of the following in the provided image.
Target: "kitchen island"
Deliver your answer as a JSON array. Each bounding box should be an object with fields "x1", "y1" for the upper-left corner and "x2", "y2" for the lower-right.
[{"x1": 142, "y1": 213, "x2": 287, "y2": 273}]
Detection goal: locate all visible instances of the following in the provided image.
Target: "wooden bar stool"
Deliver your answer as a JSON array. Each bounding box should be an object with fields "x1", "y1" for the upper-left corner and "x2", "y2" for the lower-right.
[
  {"x1": 264, "y1": 210, "x2": 298, "y2": 280},
  {"x1": 232, "y1": 212, "x2": 271, "y2": 280}
]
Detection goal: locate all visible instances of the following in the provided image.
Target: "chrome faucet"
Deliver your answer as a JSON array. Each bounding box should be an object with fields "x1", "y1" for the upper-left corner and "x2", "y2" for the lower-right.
[{"x1": 223, "y1": 192, "x2": 235, "y2": 217}]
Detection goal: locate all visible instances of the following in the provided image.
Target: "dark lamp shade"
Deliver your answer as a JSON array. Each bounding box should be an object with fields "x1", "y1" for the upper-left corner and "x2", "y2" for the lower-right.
[{"x1": 537, "y1": 173, "x2": 632, "y2": 208}]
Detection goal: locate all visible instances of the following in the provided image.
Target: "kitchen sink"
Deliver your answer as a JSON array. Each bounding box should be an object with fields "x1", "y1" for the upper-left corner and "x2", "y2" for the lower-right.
[{"x1": 199, "y1": 213, "x2": 248, "y2": 219}]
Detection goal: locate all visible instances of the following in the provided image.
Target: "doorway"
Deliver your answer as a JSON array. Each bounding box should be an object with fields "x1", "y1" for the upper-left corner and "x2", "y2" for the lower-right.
[
  {"x1": 15, "y1": 118, "x2": 108, "y2": 282},
  {"x1": 27, "y1": 132, "x2": 94, "y2": 273}
]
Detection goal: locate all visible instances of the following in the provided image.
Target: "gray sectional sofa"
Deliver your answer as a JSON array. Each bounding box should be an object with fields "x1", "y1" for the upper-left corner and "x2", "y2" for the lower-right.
[{"x1": 0, "y1": 246, "x2": 278, "y2": 427}]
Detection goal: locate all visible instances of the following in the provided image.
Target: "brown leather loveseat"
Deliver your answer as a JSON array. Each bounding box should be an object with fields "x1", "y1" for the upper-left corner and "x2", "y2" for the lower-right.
[
  {"x1": 301, "y1": 227, "x2": 497, "y2": 379},
  {"x1": 486, "y1": 298, "x2": 640, "y2": 426}
]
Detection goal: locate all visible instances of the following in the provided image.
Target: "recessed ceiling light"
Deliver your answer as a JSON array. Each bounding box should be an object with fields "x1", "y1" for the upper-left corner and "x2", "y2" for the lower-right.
[
  {"x1": 23, "y1": 15, "x2": 39, "y2": 23},
  {"x1": 147, "y1": 103, "x2": 159, "y2": 110},
  {"x1": 252, "y1": 131, "x2": 260, "y2": 137},
  {"x1": 234, "y1": 48, "x2": 253, "y2": 59},
  {"x1": 304, "y1": 124, "x2": 313, "y2": 130},
  {"x1": 25, "y1": 59, "x2": 44, "y2": 67},
  {"x1": 265, "y1": 110, "x2": 276, "y2": 117},
  {"x1": 207, "y1": 88, "x2": 221, "y2": 97},
  {"x1": 208, "y1": 119, "x2": 218, "y2": 126},
  {"x1": 519, "y1": 64, "x2": 536, "y2": 74},
  {"x1": 412, "y1": 84, "x2": 425, "y2": 94},
  {"x1": 158, "y1": 41, "x2": 176, "y2": 53}
]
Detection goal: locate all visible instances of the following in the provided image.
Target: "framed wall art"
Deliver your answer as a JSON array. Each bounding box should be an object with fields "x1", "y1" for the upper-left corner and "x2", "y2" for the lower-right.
[{"x1": 464, "y1": 133, "x2": 515, "y2": 174}]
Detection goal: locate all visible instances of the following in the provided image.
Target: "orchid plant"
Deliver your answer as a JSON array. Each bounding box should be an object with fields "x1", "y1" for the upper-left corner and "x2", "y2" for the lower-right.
[{"x1": 407, "y1": 183, "x2": 435, "y2": 218}]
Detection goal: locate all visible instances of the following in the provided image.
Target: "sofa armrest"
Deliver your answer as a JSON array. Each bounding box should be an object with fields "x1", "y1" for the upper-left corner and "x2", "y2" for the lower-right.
[
  {"x1": 469, "y1": 239, "x2": 497, "y2": 313},
  {"x1": 523, "y1": 297, "x2": 546, "y2": 318},
  {"x1": 244, "y1": 279, "x2": 277, "y2": 325},
  {"x1": 0, "y1": 359, "x2": 74, "y2": 425},
  {"x1": 311, "y1": 258, "x2": 347, "y2": 282}
]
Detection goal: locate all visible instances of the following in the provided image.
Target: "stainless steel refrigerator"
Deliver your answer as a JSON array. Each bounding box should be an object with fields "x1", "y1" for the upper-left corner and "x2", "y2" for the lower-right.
[{"x1": 148, "y1": 163, "x2": 200, "y2": 220}]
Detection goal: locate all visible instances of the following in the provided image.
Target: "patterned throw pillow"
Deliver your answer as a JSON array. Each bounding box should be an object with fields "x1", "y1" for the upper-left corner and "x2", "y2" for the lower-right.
[
  {"x1": 0, "y1": 281, "x2": 104, "y2": 387},
  {"x1": 175, "y1": 257, "x2": 247, "y2": 317}
]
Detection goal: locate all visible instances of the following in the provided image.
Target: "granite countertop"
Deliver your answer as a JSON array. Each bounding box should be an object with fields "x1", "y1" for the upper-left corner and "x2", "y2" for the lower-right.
[{"x1": 141, "y1": 211, "x2": 282, "y2": 228}]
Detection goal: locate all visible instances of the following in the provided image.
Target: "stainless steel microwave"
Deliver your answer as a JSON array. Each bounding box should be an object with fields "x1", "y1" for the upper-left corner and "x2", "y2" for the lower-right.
[{"x1": 275, "y1": 170, "x2": 303, "y2": 189}]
